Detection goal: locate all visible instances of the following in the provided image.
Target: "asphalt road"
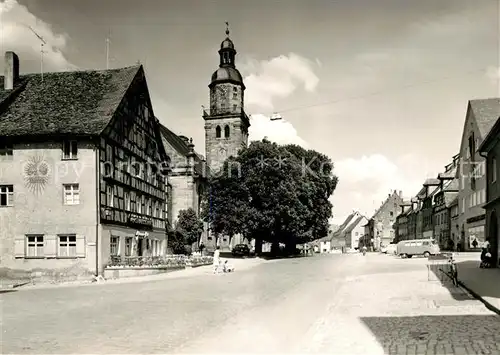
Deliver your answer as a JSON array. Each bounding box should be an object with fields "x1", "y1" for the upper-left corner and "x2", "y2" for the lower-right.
[{"x1": 2, "y1": 253, "x2": 500, "y2": 354}]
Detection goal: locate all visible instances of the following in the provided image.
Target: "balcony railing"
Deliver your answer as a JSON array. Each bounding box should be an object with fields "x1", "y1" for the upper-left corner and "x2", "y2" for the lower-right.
[{"x1": 203, "y1": 107, "x2": 245, "y2": 117}]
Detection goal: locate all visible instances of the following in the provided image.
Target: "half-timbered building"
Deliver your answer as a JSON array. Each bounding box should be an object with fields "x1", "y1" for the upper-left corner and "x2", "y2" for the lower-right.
[{"x1": 0, "y1": 51, "x2": 170, "y2": 281}]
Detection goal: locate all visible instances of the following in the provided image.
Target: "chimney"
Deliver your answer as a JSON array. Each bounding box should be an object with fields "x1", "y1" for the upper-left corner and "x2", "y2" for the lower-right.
[
  {"x1": 399, "y1": 190, "x2": 402, "y2": 197},
  {"x1": 4, "y1": 51, "x2": 20, "y2": 90}
]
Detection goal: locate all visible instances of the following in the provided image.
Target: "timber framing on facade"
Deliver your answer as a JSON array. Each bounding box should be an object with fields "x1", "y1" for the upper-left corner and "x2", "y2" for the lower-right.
[{"x1": 0, "y1": 51, "x2": 171, "y2": 280}]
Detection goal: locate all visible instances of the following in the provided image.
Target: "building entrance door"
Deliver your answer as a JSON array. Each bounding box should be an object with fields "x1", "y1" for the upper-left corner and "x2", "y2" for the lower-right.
[{"x1": 137, "y1": 238, "x2": 143, "y2": 257}]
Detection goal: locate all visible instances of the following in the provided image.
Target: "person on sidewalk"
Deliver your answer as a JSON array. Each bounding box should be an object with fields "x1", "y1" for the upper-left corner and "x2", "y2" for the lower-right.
[{"x1": 213, "y1": 246, "x2": 221, "y2": 274}]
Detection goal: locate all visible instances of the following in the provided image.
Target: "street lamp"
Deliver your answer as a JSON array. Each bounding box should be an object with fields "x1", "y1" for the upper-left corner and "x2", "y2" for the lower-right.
[{"x1": 270, "y1": 112, "x2": 282, "y2": 121}]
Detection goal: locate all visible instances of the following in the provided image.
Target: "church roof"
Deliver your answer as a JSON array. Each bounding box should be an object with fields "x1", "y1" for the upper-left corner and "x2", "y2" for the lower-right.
[
  {"x1": 0, "y1": 65, "x2": 140, "y2": 137},
  {"x1": 210, "y1": 67, "x2": 244, "y2": 87},
  {"x1": 158, "y1": 123, "x2": 209, "y2": 177},
  {"x1": 221, "y1": 37, "x2": 234, "y2": 49}
]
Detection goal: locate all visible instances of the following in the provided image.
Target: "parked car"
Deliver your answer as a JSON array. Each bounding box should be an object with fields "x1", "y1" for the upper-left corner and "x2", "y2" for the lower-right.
[
  {"x1": 396, "y1": 239, "x2": 440, "y2": 258},
  {"x1": 232, "y1": 244, "x2": 251, "y2": 257},
  {"x1": 381, "y1": 243, "x2": 397, "y2": 255}
]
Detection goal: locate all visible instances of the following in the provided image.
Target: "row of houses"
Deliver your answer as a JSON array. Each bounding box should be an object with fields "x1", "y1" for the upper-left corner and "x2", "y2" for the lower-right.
[
  {"x1": 0, "y1": 28, "x2": 249, "y2": 280},
  {"x1": 392, "y1": 98, "x2": 500, "y2": 264},
  {"x1": 316, "y1": 191, "x2": 404, "y2": 252}
]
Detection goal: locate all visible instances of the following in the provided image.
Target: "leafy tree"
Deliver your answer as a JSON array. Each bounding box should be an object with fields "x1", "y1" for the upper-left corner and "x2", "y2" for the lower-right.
[
  {"x1": 168, "y1": 230, "x2": 187, "y2": 255},
  {"x1": 175, "y1": 208, "x2": 204, "y2": 246},
  {"x1": 200, "y1": 139, "x2": 338, "y2": 255},
  {"x1": 283, "y1": 144, "x2": 338, "y2": 242}
]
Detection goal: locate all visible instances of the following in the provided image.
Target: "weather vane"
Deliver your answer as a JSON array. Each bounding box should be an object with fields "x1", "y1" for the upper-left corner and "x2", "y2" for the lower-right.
[{"x1": 225, "y1": 21, "x2": 230, "y2": 36}]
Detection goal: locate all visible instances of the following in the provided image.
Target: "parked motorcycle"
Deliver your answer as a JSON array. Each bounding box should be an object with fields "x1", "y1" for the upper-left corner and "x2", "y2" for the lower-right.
[{"x1": 480, "y1": 247, "x2": 493, "y2": 268}]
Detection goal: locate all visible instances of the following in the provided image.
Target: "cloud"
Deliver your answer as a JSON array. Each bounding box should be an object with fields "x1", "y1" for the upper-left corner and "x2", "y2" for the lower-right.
[
  {"x1": 243, "y1": 53, "x2": 319, "y2": 147},
  {"x1": 486, "y1": 66, "x2": 500, "y2": 84},
  {"x1": 0, "y1": 0, "x2": 75, "y2": 72},
  {"x1": 248, "y1": 114, "x2": 309, "y2": 148},
  {"x1": 330, "y1": 153, "x2": 436, "y2": 224}
]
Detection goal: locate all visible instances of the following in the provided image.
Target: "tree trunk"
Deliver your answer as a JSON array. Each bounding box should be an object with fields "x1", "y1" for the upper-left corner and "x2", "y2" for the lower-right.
[
  {"x1": 285, "y1": 234, "x2": 297, "y2": 256},
  {"x1": 255, "y1": 237, "x2": 263, "y2": 255},
  {"x1": 271, "y1": 241, "x2": 280, "y2": 256}
]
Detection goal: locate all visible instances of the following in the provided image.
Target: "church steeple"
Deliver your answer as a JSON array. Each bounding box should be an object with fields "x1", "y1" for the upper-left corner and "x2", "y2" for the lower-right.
[
  {"x1": 219, "y1": 22, "x2": 236, "y2": 68},
  {"x1": 203, "y1": 23, "x2": 250, "y2": 173}
]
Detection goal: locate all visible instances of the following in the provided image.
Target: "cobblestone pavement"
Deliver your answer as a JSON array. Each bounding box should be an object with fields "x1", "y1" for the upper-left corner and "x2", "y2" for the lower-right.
[{"x1": 2, "y1": 253, "x2": 499, "y2": 354}]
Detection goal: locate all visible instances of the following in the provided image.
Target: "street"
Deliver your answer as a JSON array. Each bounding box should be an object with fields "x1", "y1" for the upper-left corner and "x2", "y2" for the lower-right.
[{"x1": 2, "y1": 254, "x2": 500, "y2": 354}]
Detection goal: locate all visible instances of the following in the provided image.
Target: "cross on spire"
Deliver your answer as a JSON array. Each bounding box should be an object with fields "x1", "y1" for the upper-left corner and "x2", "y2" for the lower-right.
[{"x1": 225, "y1": 21, "x2": 230, "y2": 36}]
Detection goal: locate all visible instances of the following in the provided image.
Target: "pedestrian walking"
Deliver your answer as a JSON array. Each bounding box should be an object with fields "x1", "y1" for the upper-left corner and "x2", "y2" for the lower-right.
[{"x1": 213, "y1": 246, "x2": 221, "y2": 274}]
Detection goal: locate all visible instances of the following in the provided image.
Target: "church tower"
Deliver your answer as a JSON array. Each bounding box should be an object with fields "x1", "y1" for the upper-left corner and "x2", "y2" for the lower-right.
[{"x1": 203, "y1": 23, "x2": 250, "y2": 173}]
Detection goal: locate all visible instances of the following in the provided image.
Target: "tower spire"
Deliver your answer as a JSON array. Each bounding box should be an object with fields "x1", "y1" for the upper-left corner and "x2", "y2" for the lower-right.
[{"x1": 225, "y1": 21, "x2": 230, "y2": 37}]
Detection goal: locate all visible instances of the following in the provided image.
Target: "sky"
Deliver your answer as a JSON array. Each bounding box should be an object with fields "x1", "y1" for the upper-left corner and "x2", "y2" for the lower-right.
[{"x1": 1, "y1": 0, "x2": 499, "y2": 225}]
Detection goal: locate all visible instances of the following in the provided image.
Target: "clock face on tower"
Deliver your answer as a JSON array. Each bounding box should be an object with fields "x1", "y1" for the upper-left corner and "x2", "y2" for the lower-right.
[{"x1": 217, "y1": 86, "x2": 228, "y2": 103}]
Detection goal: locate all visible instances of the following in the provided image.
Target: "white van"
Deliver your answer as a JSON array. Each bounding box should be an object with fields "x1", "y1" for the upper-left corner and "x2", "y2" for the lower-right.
[{"x1": 397, "y1": 239, "x2": 440, "y2": 258}]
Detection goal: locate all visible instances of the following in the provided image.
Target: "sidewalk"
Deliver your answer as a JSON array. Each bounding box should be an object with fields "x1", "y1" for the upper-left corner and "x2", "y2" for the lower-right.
[
  {"x1": 456, "y1": 259, "x2": 500, "y2": 314},
  {"x1": 5, "y1": 257, "x2": 268, "y2": 291}
]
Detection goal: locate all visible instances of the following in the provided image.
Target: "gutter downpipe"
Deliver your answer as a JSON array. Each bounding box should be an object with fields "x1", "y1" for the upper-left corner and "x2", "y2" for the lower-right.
[{"x1": 95, "y1": 142, "x2": 101, "y2": 277}]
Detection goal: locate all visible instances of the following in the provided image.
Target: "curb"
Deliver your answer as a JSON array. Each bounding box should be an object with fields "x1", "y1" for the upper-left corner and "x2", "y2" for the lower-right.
[
  {"x1": 457, "y1": 280, "x2": 500, "y2": 316},
  {"x1": 0, "y1": 281, "x2": 30, "y2": 291},
  {"x1": 439, "y1": 269, "x2": 500, "y2": 315}
]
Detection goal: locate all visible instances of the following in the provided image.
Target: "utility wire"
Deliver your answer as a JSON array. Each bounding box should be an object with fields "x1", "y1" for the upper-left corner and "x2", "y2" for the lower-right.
[{"x1": 271, "y1": 67, "x2": 490, "y2": 116}]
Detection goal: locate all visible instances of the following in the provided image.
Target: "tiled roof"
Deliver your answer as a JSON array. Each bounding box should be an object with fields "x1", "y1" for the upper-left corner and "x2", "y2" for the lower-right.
[
  {"x1": 469, "y1": 98, "x2": 500, "y2": 138},
  {"x1": 0, "y1": 66, "x2": 140, "y2": 137},
  {"x1": 444, "y1": 192, "x2": 459, "y2": 208},
  {"x1": 423, "y1": 178, "x2": 440, "y2": 186},
  {"x1": 479, "y1": 116, "x2": 500, "y2": 153},
  {"x1": 159, "y1": 124, "x2": 192, "y2": 157},
  {"x1": 416, "y1": 186, "x2": 427, "y2": 199},
  {"x1": 443, "y1": 178, "x2": 459, "y2": 191},
  {"x1": 343, "y1": 216, "x2": 364, "y2": 234},
  {"x1": 158, "y1": 123, "x2": 209, "y2": 177},
  {"x1": 371, "y1": 191, "x2": 402, "y2": 220},
  {"x1": 331, "y1": 212, "x2": 357, "y2": 238},
  {"x1": 447, "y1": 194, "x2": 458, "y2": 207}
]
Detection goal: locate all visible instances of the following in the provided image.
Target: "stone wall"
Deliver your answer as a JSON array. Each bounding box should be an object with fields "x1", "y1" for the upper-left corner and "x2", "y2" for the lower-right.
[{"x1": 204, "y1": 116, "x2": 248, "y2": 173}]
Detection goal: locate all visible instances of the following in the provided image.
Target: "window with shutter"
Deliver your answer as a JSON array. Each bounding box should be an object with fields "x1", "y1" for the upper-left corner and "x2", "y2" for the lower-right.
[
  {"x1": 14, "y1": 235, "x2": 25, "y2": 258},
  {"x1": 76, "y1": 235, "x2": 86, "y2": 257}
]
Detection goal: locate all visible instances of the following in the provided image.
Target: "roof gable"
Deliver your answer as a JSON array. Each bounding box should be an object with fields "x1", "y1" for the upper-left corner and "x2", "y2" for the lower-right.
[
  {"x1": 159, "y1": 123, "x2": 208, "y2": 177},
  {"x1": 470, "y1": 98, "x2": 500, "y2": 138},
  {"x1": 332, "y1": 212, "x2": 357, "y2": 237},
  {"x1": 343, "y1": 216, "x2": 366, "y2": 234},
  {"x1": 0, "y1": 66, "x2": 140, "y2": 137}
]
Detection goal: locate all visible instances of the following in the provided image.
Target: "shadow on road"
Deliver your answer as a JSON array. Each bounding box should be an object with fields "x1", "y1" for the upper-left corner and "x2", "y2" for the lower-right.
[
  {"x1": 360, "y1": 315, "x2": 500, "y2": 354},
  {"x1": 426, "y1": 263, "x2": 474, "y2": 301},
  {"x1": 455, "y1": 260, "x2": 500, "y2": 299}
]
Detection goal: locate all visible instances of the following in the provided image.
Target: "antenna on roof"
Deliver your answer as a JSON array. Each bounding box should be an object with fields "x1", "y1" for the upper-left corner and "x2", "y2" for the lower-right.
[
  {"x1": 28, "y1": 26, "x2": 47, "y2": 81},
  {"x1": 106, "y1": 29, "x2": 111, "y2": 69}
]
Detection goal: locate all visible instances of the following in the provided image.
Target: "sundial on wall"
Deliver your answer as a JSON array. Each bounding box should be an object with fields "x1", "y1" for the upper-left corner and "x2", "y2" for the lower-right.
[{"x1": 23, "y1": 155, "x2": 50, "y2": 195}]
